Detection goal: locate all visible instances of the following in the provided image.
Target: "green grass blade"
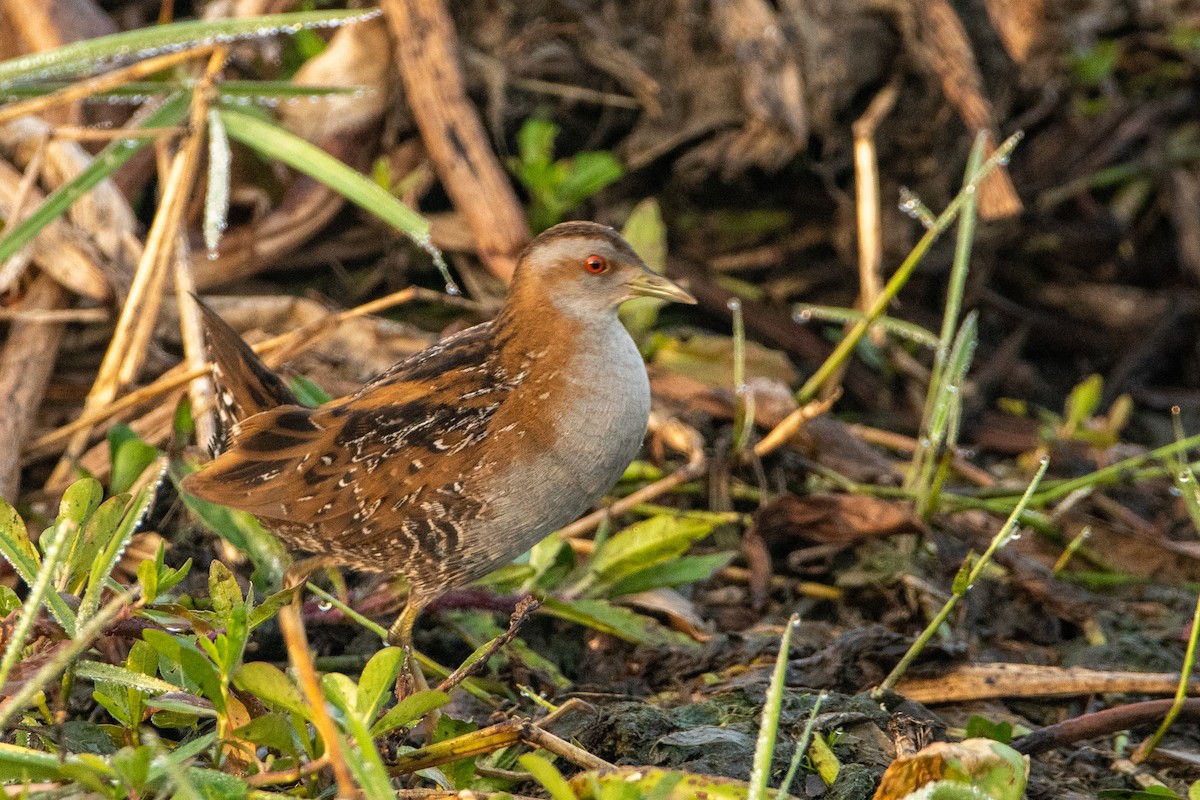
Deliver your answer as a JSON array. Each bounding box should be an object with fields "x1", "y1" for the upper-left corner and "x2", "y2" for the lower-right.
[
  {"x1": 218, "y1": 106, "x2": 430, "y2": 245},
  {"x1": 0, "y1": 92, "x2": 190, "y2": 265},
  {"x1": 0, "y1": 9, "x2": 378, "y2": 87},
  {"x1": 796, "y1": 131, "x2": 1022, "y2": 403},
  {"x1": 749, "y1": 613, "x2": 800, "y2": 800},
  {"x1": 77, "y1": 486, "x2": 153, "y2": 626}
]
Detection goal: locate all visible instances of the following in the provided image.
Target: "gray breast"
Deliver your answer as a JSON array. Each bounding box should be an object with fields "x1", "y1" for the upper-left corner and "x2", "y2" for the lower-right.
[{"x1": 461, "y1": 318, "x2": 651, "y2": 577}]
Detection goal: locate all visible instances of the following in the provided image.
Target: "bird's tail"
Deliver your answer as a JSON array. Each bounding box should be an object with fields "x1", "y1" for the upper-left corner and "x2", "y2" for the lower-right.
[{"x1": 191, "y1": 295, "x2": 298, "y2": 453}]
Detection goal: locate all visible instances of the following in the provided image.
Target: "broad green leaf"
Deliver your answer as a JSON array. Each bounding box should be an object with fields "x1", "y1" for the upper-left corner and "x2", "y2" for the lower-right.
[
  {"x1": 74, "y1": 660, "x2": 179, "y2": 695},
  {"x1": 233, "y1": 662, "x2": 310, "y2": 720},
  {"x1": 110, "y1": 745, "x2": 152, "y2": 792},
  {"x1": 0, "y1": 496, "x2": 43, "y2": 580},
  {"x1": 71, "y1": 495, "x2": 130, "y2": 594},
  {"x1": 56, "y1": 477, "x2": 103, "y2": 530},
  {"x1": 519, "y1": 753, "x2": 577, "y2": 800},
  {"x1": 537, "y1": 597, "x2": 691, "y2": 647},
  {"x1": 652, "y1": 334, "x2": 799, "y2": 388},
  {"x1": 589, "y1": 516, "x2": 718, "y2": 588},
  {"x1": 569, "y1": 767, "x2": 780, "y2": 800},
  {"x1": 0, "y1": 742, "x2": 70, "y2": 782},
  {"x1": 0, "y1": 585, "x2": 18, "y2": 616},
  {"x1": 233, "y1": 713, "x2": 299, "y2": 755},
  {"x1": 557, "y1": 151, "x2": 623, "y2": 207},
  {"x1": 78, "y1": 486, "x2": 153, "y2": 625},
  {"x1": 143, "y1": 692, "x2": 218, "y2": 718},
  {"x1": 356, "y1": 647, "x2": 404, "y2": 724},
  {"x1": 605, "y1": 552, "x2": 734, "y2": 597},
  {"x1": 247, "y1": 585, "x2": 297, "y2": 631},
  {"x1": 218, "y1": 106, "x2": 429, "y2": 244},
  {"x1": 0, "y1": 9, "x2": 378, "y2": 86},
  {"x1": 108, "y1": 424, "x2": 159, "y2": 495},
  {"x1": 320, "y1": 672, "x2": 358, "y2": 717},
  {"x1": 370, "y1": 690, "x2": 449, "y2": 737},
  {"x1": 207, "y1": 560, "x2": 243, "y2": 624},
  {"x1": 619, "y1": 198, "x2": 669, "y2": 337},
  {"x1": 517, "y1": 118, "x2": 557, "y2": 171}
]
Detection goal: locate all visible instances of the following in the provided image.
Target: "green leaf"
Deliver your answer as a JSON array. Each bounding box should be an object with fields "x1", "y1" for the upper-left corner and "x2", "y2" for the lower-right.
[
  {"x1": 605, "y1": 552, "x2": 734, "y2": 597},
  {"x1": 218, "y1": 106, "x2": 429, "y2": 245},
  {"x1": 517, "y1": 118, "x2": 557, "y2": 171},
  {"x1": 207, "y1": 560, "x2": 243, "y2": 624},
  {"x1": 1063, "y1": 373, "x2": 1103, "y2": 435},
  {"x1": 0, "y1": 495, "x2": 43, "y2": 580},
  {"x1": 965, "y1": 715, "x2": 1013, "y2": 745},
  {"x1": 0, "y1": 742, "x2": 70, "y2": 782},
  {"x1": 57, "y1": 477, "x2": 103, "y2": 530},
  {"x1": 520, "y1": 753, "x2": 577, "y2": 800},
  {"x1": 247, "y1": 585, "x2": 297, "y2": 631},
  {"x1": 589, "y1": 516, "x2": 718, "y2": 589},
  {"x1": 72, "y1": 495, "x2": 131, "y2": 594},
  {"x1": 370, "y1": 689, "x2": 449, "y2": 737},
  {"x1": 537, "y1": 597, "x2": 692, "y2": 647},
  {"x1": 110, "y1": 745, "x2": 152, "y2": 793},
  {"x1": 289, "y1": 373, "x2": 332, "y2": 407},
  {"x1": 233, "y1": 713, "x2": 299, "y2": 755},
  {"x1": 619, "y1": 199, "x2": 669, "y2": 337},
  {"x1": 0, "y1": 586, "x2": 18, "y2": 616},
  {"x1": 232, "y1": 662, "x2": 311, "y2": 720},
  {"x1": 78, "y1": 486, "x2": 153, "y2": 625},
  {"x1": 356, "y1": 647, "x2": 404, "y2": 724},
  {"x1": 0, "y1": 9, "x2": 378, "y2": 86},
  {"x1": 108, "y1": 424, "x2": 160, "y2": 495},
  {"x1": 74, "y1": 660, "x2": 180, "y2": 695},
  {"x1": 556, "y1": 151, "x2": 623, "y2": 208},
  {"x1": 320, "y1": 672, "x2": 358, "y2": 717}
]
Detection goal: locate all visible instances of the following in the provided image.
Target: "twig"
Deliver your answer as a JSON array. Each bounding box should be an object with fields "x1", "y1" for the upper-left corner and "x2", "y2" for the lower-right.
[
  {"x1": 382, "y1": 0, "x2": 528, "y2": 282},
  {"x1": 278, "y1": 589, "x2": 356, "y2": 796},
  {"x1": 1012, "y1": 699, "x2": 1200, "y2": 756},
  {"x1": 436, "y1": 596, "x2": 539, "y2": 693},
  {"x1": 0, "y1": 276, "x2": 67, "y2": 500}
]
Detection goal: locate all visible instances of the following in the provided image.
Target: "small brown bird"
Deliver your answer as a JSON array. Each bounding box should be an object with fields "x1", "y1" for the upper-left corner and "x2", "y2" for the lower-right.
[{"x1": 182, "y1": 221, "x2": 695, "y2": 660}]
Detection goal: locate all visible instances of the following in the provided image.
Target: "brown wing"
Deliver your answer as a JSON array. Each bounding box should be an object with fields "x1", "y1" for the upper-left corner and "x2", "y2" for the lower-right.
[
  {"x1": 181, "y1": 321, "x2": 509, "y2": 534},
  {"x1": 192, "y1": 296, "x2": 298, "y2": 454}
]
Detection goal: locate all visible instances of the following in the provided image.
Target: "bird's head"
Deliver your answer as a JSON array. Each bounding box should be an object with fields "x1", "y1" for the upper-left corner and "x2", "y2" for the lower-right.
[{"x1": 507, "y1": 221, "x2": 695, "y2": 322}]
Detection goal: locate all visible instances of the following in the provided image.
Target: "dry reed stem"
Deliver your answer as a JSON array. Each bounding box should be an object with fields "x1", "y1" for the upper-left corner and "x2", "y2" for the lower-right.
[
  {"x1": 851, "y1": 81, "x2": 898, "y2": 347},
  {"x1": 383, "y1": 0, "x2": 529, "y2": 282},
  {"x1": 0, "y1": 133, "x2": 47, "y2": 291},
  {"x1": 48, "y1": 49, "x2": 226, "y2": 489},
  {"x1": 277, "y1": 591, "x2": 357, "y2": 796}
]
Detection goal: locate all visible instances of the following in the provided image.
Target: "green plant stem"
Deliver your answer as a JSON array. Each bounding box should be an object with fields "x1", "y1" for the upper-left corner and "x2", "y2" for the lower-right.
[
  {"x1": 796, "y1": 131, "x2": 1022, "y2": 404},
  {"x1": 874, "y1": 458, "x2": 1049, "y2": 697},
  {"x1": 777, "y1": 692, "x2": 826, "y2": 799},
  {"x1": 1132, "y1": 587, "x2": 1200, "y2": 763}
]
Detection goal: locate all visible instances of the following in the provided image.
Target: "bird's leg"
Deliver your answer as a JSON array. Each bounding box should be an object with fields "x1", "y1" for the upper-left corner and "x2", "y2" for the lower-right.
[
  {"x1": 284, "y1": 555, "x2": 339, "y2": 592},
  {"x1": 387, "y1": 600, "x2": 429, "y2": 696}
]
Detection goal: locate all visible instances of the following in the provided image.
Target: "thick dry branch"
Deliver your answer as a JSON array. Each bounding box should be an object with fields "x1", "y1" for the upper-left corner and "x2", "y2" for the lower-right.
[
  {"x1": 383, "y1": 0, "x2": 529, "y2": 283},
  {"x1": 0, "y1": 275, "x2": 67, "y2": 500}
]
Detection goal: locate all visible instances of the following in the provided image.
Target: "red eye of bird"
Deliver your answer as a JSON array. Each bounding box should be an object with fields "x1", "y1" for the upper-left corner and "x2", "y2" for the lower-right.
[{"x1": 584, "y1": 254, "x2": 609, "y2": 274}]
